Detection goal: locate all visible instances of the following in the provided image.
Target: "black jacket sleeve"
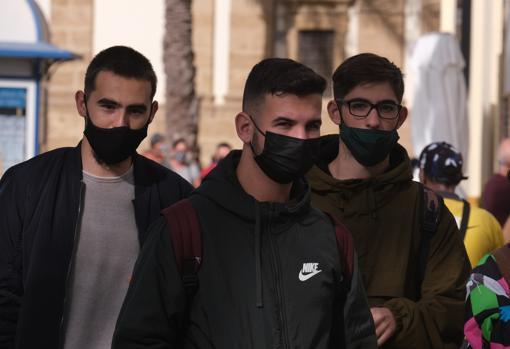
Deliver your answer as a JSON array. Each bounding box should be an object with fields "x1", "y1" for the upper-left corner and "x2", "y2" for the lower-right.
[
  {"x1": 0, "y1": 168, "x2": 24, "y2": 348},
  {"x1": 112, "y1": 217, "x2": 188, "y2": 348},
  {"x1": 343, "y1": 252, "x2": 378, "y2": 349}
]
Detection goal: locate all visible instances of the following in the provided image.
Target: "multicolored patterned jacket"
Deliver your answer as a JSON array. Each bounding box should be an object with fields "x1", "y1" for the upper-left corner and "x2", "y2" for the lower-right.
[{"x1": 465, "y1": 245, "x2": 510, "y2": 349}]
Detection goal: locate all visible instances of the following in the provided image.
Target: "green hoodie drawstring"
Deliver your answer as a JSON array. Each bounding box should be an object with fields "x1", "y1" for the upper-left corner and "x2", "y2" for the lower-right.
[{"x1": 367, "y1": 188, "x2": 378, "y2": 219}]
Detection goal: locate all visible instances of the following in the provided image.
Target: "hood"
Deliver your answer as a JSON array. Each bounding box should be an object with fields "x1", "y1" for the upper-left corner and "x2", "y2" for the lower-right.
[
  {"x1": 194, "y1": 150, "x2": 312, "y2": 222},
  {"x1": 307, "y1": 134, "x2": 413, "y2": 216},
  {"x1": 194, "y1": 150, "x2": 312, "y2": 308}
]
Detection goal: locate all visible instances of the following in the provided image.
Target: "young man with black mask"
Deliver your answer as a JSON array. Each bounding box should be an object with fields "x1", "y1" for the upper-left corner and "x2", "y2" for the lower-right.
[
  {"x1": 307, "y1": 53, "x2": 470, "y2": 349},
  {"x1": 112, "y1": 58, "x2": 377, "y2": 349},
  {"x1": 0, "y1": 46, "x2": 193, "y2": 349}
]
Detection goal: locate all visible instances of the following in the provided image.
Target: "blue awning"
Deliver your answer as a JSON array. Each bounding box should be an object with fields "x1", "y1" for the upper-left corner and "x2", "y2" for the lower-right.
[{"x1": 0, "y1": 41, "x2": 78, "y2": 60}]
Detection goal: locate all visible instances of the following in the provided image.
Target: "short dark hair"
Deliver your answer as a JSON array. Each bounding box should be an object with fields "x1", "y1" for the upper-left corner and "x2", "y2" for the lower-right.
[
  {"x1": 217, "y1": 142, "x2": 232, "y2": 149},
  {"x1": 242, "y1": 58, "x2": 326, "y2": 114},
  {"x1": 84, "y1": 46, "x2": 157, "y2": 99},
  {"x1": 172, "y1": 138, "x2": 187, "y2": 149},
  {"x1": 332, "y1": 53, "x2": 404, "y2": 103}
]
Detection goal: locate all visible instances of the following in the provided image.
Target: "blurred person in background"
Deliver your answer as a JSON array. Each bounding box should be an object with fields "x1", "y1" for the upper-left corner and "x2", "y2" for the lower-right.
[
  {"x1": 481, "y1": 138, "x2": 510, "y2": 226},
  {"x1": 141, "y1": 132, "x2": 169, "y2": 167},
  {"x1": 169, "y1": 138, "x2": 201, "y2": 187},
  {"x1": 0, "y1": 46, "x2": 193, "y2": 349},
  {"x1": 200, "y1": 142, "x2": 232, "y2": 180},
  {"x1": 419, "y1": 141, "x2": 504, "y2": 268}
]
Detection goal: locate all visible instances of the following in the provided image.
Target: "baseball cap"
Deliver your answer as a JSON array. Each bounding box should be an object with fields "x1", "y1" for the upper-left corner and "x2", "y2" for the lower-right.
[{"x1": 419, "y1": 142, "x2": 468, "y2": 185}]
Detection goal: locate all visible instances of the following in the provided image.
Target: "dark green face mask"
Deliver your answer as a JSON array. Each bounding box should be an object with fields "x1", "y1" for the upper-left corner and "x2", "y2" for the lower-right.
[{"x1": 340, "y1": 123, "x2": 399, "y2": 167}]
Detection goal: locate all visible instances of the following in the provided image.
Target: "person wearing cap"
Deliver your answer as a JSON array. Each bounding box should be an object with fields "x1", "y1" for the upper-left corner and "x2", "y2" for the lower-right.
[{"x1": 419, "y1": 141, "x2": 504, "y2": 267}]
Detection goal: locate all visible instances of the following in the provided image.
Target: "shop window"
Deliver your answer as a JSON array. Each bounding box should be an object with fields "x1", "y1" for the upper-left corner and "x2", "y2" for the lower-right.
[{"x1": 298, "y1": 30, "x2": 334, "y2": 97}]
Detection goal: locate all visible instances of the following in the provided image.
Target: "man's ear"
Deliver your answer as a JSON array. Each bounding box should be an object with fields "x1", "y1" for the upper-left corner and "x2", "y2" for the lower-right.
[
  {"x1": 75, "y1": 91, "x2": 87, "y2": 118},
  {"x1": 235, "y1": 112, "x2": 253, "y2": 144},
  {"x1": 148, "y1": 101, "x2": 159, "y2": 124},
  {"x1": 396, "y1": 106, "x2": 408, "y2": 129},
  {"x1": 327, "y1": 100, "x2": 341, "y2": 126}
]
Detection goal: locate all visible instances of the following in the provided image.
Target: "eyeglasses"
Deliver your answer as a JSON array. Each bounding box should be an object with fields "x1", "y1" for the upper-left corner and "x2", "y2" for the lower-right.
[{"x1": 337, "y1": 99, "x2": 402, "y2": 120}]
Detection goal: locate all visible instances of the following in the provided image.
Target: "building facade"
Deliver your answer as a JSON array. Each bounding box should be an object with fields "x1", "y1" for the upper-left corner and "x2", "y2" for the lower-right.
[{"x1": 17, "y1": 0, "x2": 510, "y2": 200}]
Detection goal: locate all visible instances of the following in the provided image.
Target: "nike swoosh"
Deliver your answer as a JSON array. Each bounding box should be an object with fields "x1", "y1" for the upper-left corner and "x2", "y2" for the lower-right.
[{"x1": 298, "y1": 269, "x2": 322, "y2": 281}]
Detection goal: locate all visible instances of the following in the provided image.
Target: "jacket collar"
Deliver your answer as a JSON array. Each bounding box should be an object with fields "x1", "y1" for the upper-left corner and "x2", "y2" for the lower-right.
[{"x1": 73, "y1": 143, "x2": 156, "y2": 241}]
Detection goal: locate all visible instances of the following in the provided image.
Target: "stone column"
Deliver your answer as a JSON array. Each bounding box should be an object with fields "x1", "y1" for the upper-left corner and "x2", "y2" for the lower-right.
[{"x1": 45, "y1": 0, "x2": 94, "y2": 151}]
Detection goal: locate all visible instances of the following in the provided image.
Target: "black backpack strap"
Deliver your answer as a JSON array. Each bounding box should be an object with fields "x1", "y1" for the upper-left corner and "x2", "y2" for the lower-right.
[
  {"x1": 417, "y1": 185, "x2": 442, "y2": 296},
  {"x1": 325, "y1": 212, "x2": 354, "y2": 285},
  {"x1": 162, "y1": 198, "x2": 202, "y2": 298},
  {"x1": 458, "y1": 199, "x2": 471, "y2": 241}
]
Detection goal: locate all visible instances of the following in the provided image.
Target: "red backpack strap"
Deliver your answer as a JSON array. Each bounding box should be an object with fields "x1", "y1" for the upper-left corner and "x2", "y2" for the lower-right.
[
  {"x1": 161, "y1": 198, "x2": 202, "y2": 295},
  {"x1": 325, "y1": 212, "x2": 354, "y2": 284}
]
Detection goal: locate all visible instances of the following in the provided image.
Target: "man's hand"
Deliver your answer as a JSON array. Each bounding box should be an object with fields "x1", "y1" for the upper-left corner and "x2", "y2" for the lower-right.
[{"x1": 370, "y1": 307, "x2": 396, "y2": 347}]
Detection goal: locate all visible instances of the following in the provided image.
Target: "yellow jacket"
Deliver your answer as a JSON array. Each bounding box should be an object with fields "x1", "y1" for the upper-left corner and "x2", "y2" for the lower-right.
[{"x1": 444, "y1": 197, "x2": 504, "y2": 267}]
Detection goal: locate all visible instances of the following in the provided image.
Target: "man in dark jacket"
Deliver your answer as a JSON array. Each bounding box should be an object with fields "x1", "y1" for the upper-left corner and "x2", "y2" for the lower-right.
[
  {"x1": 307, "y1": 53, "x2": 471, "y2": 348},
  {"x1": 113, "y1": 58, "x2": 377, "y2": 349},
  {"x1": 0, "y1": 46, "x2": 193, "y2": 349}
]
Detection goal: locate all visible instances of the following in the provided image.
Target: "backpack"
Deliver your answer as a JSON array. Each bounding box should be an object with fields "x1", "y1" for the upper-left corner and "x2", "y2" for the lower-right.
[
  {"x1": 162, "y1": 198, "x2": 355, "y2": 297},
  {"x1": 163, "y1": 184, "x2": 442, "y2": 298},
  {"x1": 416, "y1": 184, "x2": 443, "y2": 296}
]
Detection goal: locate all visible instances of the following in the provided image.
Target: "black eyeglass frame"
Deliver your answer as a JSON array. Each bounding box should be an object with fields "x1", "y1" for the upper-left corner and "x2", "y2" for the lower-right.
[{"x1": 336, "y1": 98, "x2": 403, "y2": 120}]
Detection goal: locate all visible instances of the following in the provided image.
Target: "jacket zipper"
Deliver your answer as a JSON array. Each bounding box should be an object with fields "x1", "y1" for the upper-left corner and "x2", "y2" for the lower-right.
[
  {"x1": 58, "y1": 181, "x2": 85, "y2": 348},
  {"x1": 267, "y1": 208, "x2": 290, "y2": 349}
]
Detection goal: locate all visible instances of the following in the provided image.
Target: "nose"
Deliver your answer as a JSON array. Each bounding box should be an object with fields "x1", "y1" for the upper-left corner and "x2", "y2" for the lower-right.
[
  {"x1": 364, "y1": 107, "x2": 381, "y2": 129},
  {"x1": 291, "y1": 126, "x2": 308, "y2": 140},
  {"x1": 112, "y1": 109, "x2": 129, "y2": 128}
]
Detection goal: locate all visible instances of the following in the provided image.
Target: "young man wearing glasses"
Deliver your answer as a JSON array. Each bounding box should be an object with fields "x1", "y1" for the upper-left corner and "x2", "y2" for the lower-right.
[{"x1": 307, "y1": 53, "x2": 470, "y2": 349}]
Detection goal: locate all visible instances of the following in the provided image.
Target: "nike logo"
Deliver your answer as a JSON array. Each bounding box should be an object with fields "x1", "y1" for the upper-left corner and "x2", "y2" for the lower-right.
[{"x1": 298, "y1": 263, "x2": 322, "y2": 281}]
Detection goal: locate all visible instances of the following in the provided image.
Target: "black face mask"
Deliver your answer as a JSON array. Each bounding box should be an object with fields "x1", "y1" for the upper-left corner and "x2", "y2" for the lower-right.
[
  {"x1": 83, "y1": 101, "x2": 150, "y2": 165},
  {"x1": 250, "y1": 118, "x2": 320, "y2": 184}
]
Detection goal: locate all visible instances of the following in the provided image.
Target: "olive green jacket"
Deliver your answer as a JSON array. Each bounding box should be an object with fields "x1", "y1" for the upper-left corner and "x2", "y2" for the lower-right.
[{"x1": 307, "y1": 135, "x2": 470, "y2": 349}]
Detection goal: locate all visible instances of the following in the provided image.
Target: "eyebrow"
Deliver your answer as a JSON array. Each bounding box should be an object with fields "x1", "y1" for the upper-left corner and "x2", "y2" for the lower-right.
[
  {"x1": 272, "y1": 116, "x2": 296, "y2": 124},
  {"x1": 97, "y1": 98, "x2": 120, "y2": 106},
  {"x1": 97, "y1": 98, "x2": 148, "y2": 110},
  {"x1": 307, "y1": 118, "x2": 322, "y2": 125},
  {"x1": 349, "y1": 98, "x2": 399, "y2": 104},
  {"x1": 271, "y1": 116, "x2": 322, "y2": 126}
]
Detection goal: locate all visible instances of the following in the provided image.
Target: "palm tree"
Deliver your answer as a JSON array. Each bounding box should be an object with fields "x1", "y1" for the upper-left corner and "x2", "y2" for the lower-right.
[{"x1": 163, "y1": 0, "x2": 198, "y2": 156}]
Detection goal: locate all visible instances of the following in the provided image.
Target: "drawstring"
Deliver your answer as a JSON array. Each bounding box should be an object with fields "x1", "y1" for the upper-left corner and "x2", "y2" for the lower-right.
[
  {"x1": 254, "y1": 203, "x2": 264, "y2": 308},
  {"x1": 367, "y1": 188, "x2": 378, "y2": 219}
]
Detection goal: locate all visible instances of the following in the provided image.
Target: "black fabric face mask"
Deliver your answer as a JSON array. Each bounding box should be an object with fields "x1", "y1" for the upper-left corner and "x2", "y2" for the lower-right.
[
  {"x1": 83, "y1": 102, "x2": 150, "y2": 165},
  {"x1": 250, "y1": 119, "x2": 320, "y2": 184}
]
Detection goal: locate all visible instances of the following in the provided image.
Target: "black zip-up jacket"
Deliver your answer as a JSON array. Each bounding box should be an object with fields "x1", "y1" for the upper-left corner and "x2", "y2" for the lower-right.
[
  {"x1": 113, "y1": 150, "x2": 376, "y2": 349},
  {"x1": 0, "y1": 145, "x2": 193, "y2": 349}
]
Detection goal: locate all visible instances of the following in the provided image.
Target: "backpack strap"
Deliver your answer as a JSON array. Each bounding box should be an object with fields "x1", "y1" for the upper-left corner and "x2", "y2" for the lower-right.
[
  {"x1": 161, "y1": 198, "x2": 202, "y2": 297},
  {"x1": 493, "y1": 243, "x2": 510, "y2": 287},
  {"x1": 325, "y1": 212, "x2": 354, "y2": 285},
  {"x1": 437, "y1": 191, "x2": 471, "y2": 241},
  {"x1": 417, "y1": 185, "x2": 442, "y2": 296},
  {"x1": 458, "y1": 199, "x2": 471, "y2": 241}
]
